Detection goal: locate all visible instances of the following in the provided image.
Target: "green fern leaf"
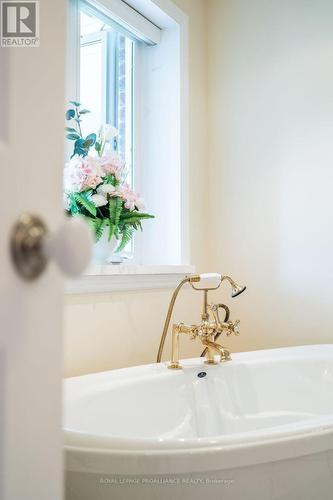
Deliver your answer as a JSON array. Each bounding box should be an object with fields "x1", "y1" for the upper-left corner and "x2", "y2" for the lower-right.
[
  {"x1": 74, "y1": 192, "x2": 97, "y2": 217},
  {"x1": 68, "y1": 193, "x2": 79, "y2": 215},
  {"x1": 120, "y1": 212, "x2": 154, "y2": 223},
  {"x1": 108, "y1": 197, "x2": 123, "y2": 241},
  {"x1": 95, "y1": 219, "x2": 106, "y2": 241},
  {"x1": 108, "y1": 222, "x2": 115, "y2": 241},
  {"x1": 121, "y1": 215, "x2": 154, "y2": 226},
  {"x1": 109, "y1": 197, "x2": 123, "y2": 224},
  {"x1": 86, "y1": 217, "x2": 105, "y2": 242},
  {"x1": 117, "y1": 227, "x2": 133, "y2": 252}
]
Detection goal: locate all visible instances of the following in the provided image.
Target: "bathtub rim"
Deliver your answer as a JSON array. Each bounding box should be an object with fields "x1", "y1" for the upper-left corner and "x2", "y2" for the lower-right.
[
  {"x1": 65, "y1": 425, "x2": 333, "y2": 475},
  {"x1": 64, "y1": 344, "x2": 333, "y2": 474}
]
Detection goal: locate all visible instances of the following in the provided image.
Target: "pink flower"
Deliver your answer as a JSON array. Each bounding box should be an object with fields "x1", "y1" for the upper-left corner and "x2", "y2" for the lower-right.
[
  {"x1": 64, "y1": 155, "x2": 104, "y2": 193},
  {"x1": 63, "y1": 153, "x2": 145, "y2": 215},
  {"x1": 84, "y1": 156, "x2": 103, "y2": 177},
  {"x1": 82, "y1": 174, "x2": 103, "y2": 190},
  {"x1": 114, "y1": 182, "x2": 144, "y2": 211},
  {"x1": 101, "y1": 152, "x2": 126, "y2": 181}
]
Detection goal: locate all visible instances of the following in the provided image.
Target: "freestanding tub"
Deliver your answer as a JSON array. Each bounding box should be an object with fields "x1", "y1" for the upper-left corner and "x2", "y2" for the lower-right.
[{"x1": 64, "y1": 345, "x2": 333, "y2": 500}]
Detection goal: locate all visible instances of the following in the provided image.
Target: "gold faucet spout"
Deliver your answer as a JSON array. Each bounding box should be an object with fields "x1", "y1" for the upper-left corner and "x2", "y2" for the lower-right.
[{"x1": 201, "y1": 338, "x2": 231, "y2": 364}]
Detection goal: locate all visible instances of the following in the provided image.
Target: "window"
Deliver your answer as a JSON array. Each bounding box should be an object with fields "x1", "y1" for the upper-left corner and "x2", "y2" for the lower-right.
[
  {"x1": 66, "y1": 0, "x2": 191, "y2": 290},
  {"x1": 80, "y1": 5, "x2": 134, "y2": 183},
  {"x1": 79, "y1": 4, "x2": 135, "y2": 255}
]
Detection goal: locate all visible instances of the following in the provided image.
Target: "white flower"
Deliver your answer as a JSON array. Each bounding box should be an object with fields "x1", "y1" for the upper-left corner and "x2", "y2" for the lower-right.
[
  {"x1": 136, "y1": 197, "x2": 146, "y2": 210},
  {"x1": 91, "y1": 194, "x2": 107, "y2": 207},
  {"x1": 100, "y1": 124, "x2": 118, "y2": 142},
  {"x1": 63, "y1": 155, "x2": 85, "y2": 193},
  {"x1": 83, "y1": 155, "x2": 104, "y2": 178},
  {"x1": 124, "y1": 201, "x2": 135, "y2": 211},
  {"x1": 97, "y1": 184, "x2": 116, "y2": 195},
  {"x1": 63, "y1": 193, "x2": 70, "y2": 210}
]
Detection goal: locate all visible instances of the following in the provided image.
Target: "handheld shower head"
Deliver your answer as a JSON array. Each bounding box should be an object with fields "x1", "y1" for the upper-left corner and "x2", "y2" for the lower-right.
[
  {"x1": 221, "y1": 276, "x2": 246, "y2": 298},
  {"x1": 231, "y1": 283, "x2": 247, "y2": 298}
]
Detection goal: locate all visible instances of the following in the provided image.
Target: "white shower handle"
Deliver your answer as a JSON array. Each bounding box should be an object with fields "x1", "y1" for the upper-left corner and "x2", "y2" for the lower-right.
[{"x1": 194, "y1": 273, "x2": 222, "y2": 289}]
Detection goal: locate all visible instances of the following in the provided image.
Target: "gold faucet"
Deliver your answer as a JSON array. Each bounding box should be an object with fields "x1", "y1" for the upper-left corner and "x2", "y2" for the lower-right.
[{"x1": 157, "y1": 273, "x2": 246, "y2": 370}]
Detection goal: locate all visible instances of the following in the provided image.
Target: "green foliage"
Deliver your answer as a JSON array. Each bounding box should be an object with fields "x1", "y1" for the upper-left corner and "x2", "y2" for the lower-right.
[
  {"x1": 104, "y1": 174, "x2": 117, "y2": 186},
  {"x1": 68, "y1": 199, "x2": 154, "y2": 245},
  {"x1": 65, "y1": 127, "x2": 78, "y2": 133},
  {"x1": 64, "y1": 101, "x2": 155, "y2": 249},
  {"x1": 66, "y1": 200, "x2": 155, "y2": 246},
  {"x1": 68, "y1": 193, "x2": 79, "y2": 214},
  {"x1": 66, "y1": 133, "x2": 80, "y2": 141},
  {"x1": 117, "y1": 226, "x2": 133, "y2": 252},
  {"x1": 120, "y1": 212, "x2": 154, "y2": 225},
  {"x1": 108, "y1": 197, "x2": 123, "y2": 241},
  {"x1": 87, "y1": 218, "x2": 105, "y2": 242},
  {"x1": 74, "y1": 192, "x2": 97, "y2": 217},
  {"x1": 70, "y1": 135, "x2": 97, "y2": 158},
  {"x1": 65, "y1": 103, "x2": 96, "y2": 158},
  {"x1": 119, "y1": 212, "x2": 154, "y2": 235},
  {"x1": 66, "y1": 109, "x2": 75, "y2": 120},
  {"x1": 83, "y1": 133, "x2": 96, "y2": 149}
]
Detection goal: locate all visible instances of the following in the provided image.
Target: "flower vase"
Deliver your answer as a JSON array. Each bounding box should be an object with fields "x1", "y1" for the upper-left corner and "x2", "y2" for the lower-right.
[{"x1": 92, "y1": 231, "x2": 122, "y2": 264}]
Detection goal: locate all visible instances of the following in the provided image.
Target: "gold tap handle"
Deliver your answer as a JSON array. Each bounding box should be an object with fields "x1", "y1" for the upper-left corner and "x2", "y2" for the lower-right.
[
  {"x1": 210, "y1": 303, "x2": 230, "y2": 326},
  {"x1": 231, "y1": 319, "x2": 240, "y2": 335},
  {"x1": 200, "y1": 304, "x2": 230, "y2": 358}
]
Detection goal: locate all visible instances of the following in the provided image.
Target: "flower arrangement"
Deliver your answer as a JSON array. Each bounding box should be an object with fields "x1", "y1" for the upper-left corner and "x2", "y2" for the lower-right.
[{"x1": 64, "y1": 101, "x2": 154, "y2": 253}]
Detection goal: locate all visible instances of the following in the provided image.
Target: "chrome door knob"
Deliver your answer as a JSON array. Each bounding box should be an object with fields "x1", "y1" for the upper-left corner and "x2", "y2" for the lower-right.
[{"x1": 11, "y1": 214, "x2": 93, "y2": 281}]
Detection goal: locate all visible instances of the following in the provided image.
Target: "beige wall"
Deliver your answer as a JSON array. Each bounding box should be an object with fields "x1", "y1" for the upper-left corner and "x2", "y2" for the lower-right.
[
  {"x1": 65, "y1": 0, "x2": 333, "y2": 377},
  {"x1": 64, "y1": 0, "x2": 209, "y2": 377},
  {"x1": 207, "y1": 0, "x2": 333, "y2": 352}
]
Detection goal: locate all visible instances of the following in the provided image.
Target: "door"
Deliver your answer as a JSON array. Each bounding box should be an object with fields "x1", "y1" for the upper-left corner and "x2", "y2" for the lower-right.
[{"x1": 0, "y1": 1, "x2": 66, "y2": 498}]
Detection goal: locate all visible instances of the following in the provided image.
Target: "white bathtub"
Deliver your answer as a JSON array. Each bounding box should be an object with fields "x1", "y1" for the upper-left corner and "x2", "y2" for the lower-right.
[{"x1": 64, "y1": 345, "x2": 333, "y2": 499}]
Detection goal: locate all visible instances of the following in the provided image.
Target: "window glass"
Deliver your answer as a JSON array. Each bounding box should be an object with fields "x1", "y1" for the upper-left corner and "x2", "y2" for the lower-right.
[
  {"x1": 79, "y1": 8, "x2": 134, "y2": 173},
  {"x1": 79, "y1": 7, "x2": 135, "y2": 255},
  {"x1": 80, "y1": 35, "x2": 103, "y2": 134}
]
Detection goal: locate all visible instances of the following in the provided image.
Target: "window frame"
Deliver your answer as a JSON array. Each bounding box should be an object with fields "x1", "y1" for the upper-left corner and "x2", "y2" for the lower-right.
[{"x1": 79, "y1": 4, "x2": 132, "y2": 152}]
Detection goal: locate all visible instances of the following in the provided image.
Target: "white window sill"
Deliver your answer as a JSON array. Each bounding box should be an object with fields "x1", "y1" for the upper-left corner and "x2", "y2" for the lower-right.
[{"x1": 65, "y1": 264, "x2": 195, "y2": 294}]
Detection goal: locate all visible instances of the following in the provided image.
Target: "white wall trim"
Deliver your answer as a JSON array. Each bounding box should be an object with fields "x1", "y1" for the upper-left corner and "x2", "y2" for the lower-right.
[
  {"x1": 125, "y1": 0, "x2": 188, "y2": 27},
  {"x1": 66, "y1": 0, "x2": 80, "y2": 106},
  {"x1": 84, "y1": 0, "x2": 162, "y2": 44},
  {"x1": 179, "y1": 13, "x2": 190, "y2": 265},
  {"x1": 65, "y1": 265, "x2": 195, "y2": 293}
]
